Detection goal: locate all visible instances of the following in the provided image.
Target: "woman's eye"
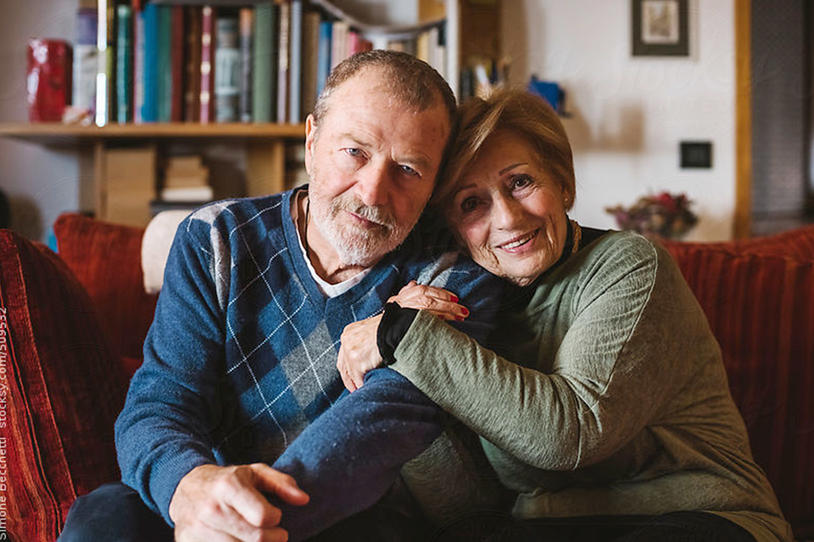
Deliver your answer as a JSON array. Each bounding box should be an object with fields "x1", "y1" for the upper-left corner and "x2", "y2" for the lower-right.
[
  {"x1": 460, "y1": 197, "x2": 479, "y2": 213},
  {"x1": 511, "y1": 175, "x2": 533, "y2": 190}
]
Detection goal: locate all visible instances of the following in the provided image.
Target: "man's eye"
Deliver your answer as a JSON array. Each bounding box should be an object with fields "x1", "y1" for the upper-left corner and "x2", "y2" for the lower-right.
[
  {"x1": 399, "y1": 164, "x2": 419, "y2": 177},
  {"x1": 460, "y1": 197, "x2": 479, "y2": 213},
  {"x1": 344, "y1": 148, "x2": 363, "y2": 158}
]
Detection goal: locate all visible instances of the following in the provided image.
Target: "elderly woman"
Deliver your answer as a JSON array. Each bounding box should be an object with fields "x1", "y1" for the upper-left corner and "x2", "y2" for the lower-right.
[{"x1": 337, "y1": 88, "x2": 791, "y2": 541}]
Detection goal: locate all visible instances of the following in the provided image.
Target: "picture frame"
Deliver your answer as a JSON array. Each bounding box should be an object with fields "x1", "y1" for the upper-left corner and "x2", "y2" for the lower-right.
[{"x1": 631, "y1": 0, "x2": 689, "y2": 57}]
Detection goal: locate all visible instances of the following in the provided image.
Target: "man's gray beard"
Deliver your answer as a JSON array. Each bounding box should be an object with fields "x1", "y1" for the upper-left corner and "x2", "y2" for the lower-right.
[{"x1": 310, "y1": 193, "x2": 412, "y2": 267}]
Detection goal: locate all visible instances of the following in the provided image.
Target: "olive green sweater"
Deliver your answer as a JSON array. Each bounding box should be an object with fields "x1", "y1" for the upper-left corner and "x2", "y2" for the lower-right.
[{"x1": 392, "y1": 232, "x2": 791, "y2": 542}]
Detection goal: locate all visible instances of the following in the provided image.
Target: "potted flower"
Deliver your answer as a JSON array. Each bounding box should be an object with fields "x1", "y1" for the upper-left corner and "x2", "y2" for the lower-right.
[{"x1": 605, "y1": 191, "x2": 698, "y2": 239}]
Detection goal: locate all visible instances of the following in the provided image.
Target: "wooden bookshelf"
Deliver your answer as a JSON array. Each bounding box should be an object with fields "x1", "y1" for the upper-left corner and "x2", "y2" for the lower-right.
[
  {"x1": 0, "y1": 122, "x2": 305, "y2": 145},
  {"x1": 0, "y1": 122, "x2": 306, "y2": 225},
  {"x1": 1, "y1": 0, "x2": 501, "y2": 227}
]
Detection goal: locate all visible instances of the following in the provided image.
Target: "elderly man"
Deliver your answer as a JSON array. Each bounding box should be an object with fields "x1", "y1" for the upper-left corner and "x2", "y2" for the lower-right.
[{"x1": 59, "y1": 51, "x2": 501, "y2": 542}]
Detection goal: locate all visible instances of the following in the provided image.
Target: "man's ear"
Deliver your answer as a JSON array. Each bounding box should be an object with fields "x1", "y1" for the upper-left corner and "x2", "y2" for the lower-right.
[{"x1": 304, "y1": 114, "x2": 317, "y2": 176}]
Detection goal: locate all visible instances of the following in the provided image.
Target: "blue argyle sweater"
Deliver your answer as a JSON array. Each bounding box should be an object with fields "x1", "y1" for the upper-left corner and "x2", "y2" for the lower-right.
[{"x1": 115, "y1": 188, "x2": 502, "y2": 523}]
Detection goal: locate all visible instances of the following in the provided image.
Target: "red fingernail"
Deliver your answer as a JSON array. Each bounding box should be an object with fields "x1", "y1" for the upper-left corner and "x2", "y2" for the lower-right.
[
  {"x1": 461, "y1": 307, "x2": 469, "y2": 316},
  {"x1": 451, "y1": 295, "x2": 459, "y2": 302},
  {"x1": 456, "y1": 316, "x2": 464, "y2": 321}
]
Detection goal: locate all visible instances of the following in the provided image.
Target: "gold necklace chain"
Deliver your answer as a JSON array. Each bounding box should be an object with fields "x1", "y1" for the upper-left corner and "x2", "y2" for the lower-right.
[{"x1": 570, "y1": 219, "x2": 582, "y2": 254}]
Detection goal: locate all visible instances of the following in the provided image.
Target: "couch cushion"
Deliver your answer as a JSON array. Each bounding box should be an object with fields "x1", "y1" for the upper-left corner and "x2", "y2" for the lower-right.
[
  {"x1": 661, "y1": 223, "x2": 814, "y2": 260},
  {"x1": 0, "y1": 229, "x2": 128, "y2": 541},
  {"x1": 664, "y1": 243, "x2": 814, "y2": 539},
  {"x1": 53, "y1": 213, "x2": 158, "y2": 373}
]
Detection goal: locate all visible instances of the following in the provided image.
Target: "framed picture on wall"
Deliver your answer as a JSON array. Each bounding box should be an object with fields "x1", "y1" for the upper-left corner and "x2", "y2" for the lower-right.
[{"x1": 631, "y1": 0, "x2": 689, "y2": 56}]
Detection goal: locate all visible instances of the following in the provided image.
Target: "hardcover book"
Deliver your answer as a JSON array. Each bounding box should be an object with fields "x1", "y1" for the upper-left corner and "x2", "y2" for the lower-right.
[
  {"x1": 277, "y1": 0, "x2": 290, "y2": 124},
  {"x1": 239, "y1": 8, "x2": 253, "y2": 123},
  {"x1": 330, "y1": 20, "x2": 348, "y2": 70},
  {"x1": 73, "y1": 7, "x2": 97, "y2": 118},
  {"x1": 199, "y1": 5, "x2": 215, "y2": 123},
  {"x1": 115, "y1": 4, "x2": 133, "y2": 123},
  {"x1": 184, "y1": 6, "x2": 202, "y2": 122},
  {"x1": 156, "y1": 5, "x2": 172, "y2": 122},
  {"x1": 95, "y1": 0, "x2": 114, "y2": 126},
  {"x1": 170, "y1": 6, "x2": 184, "y2": 122},
  {"x1": 252, "y1": 2, "x2": 278, "y2": 122},
  {"x1": 301, "y1": 10, "x2": 320, "y2": 118},
  {"x1": 141, "y1": 3, "x2": 159, "y2": 122},
  {"x1": 316, "y1": 20, "x2": 332, "y2": 98},
  {"x1": 133, "y1": 1, "x2": 145, "y2": 123},
  {"x1": 215, "y1": 14, "x2": 240, "y2": 122},
  {"x1": 288, "y1": 0, "x2": 302, "y2": 124}
]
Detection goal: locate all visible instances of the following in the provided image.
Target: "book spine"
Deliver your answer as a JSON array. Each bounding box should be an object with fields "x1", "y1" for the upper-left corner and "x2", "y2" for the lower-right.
[
  {"x1": 349, "y1": 30, "x2": 372, "y2": 55},
  {"x1": 73, "y1": 7, "x2": 98, "y2": 115},
  {"x1": 133, "y1": 2, "x2": 144, "y2": 123},
  {"x1": 288, "y1": 0, "x2": 302, "y2": 124},
  {"x1": 239, "y1": 8, "x2": 253, "y2": 123},
  {"x1": 301, "y1": 11, "x2": 320, "y2": 118},
  {"x1": 170, "y1": 5, "x2": 184, "y2": 122},
  {"x1": 95, "y1": 0, "x2": 112, "y2": 126},
  {"x1": 349, "y1": 30, "x2": 360, "y2": 55},
  {"x1": 316, "y1": 20, "x2": 331, "y2": 99},
  {"x1": 276, "y1": 0, "x2": 290, "y2": 124},
  {"x1": 106, "y1": 0, "x2": 115, "y2": 123},
  {"x1": 115, "y1": 4, "x2": 132, "y2": 123},
  {"x1": 157, "y1": 6, "x2": 172, "y2": 122},
  {"x1": 252, "y1": 3, "x2": 272, "y2": 123},
  {"x1": 214, "y1": 15, "x2": 239, "y2": 122},
  {"x1": 184, "y1": 6, "x2": 202, "y2": 122},
  {"x1": 200, "y1": 5, "x2": 214, "y2": 123},
  {"x1": 141, "y1": 3, "x2": 158, "y2": 122},
  {"x1": 330, "y1": 21, "x2": 348, "y2": 70}
]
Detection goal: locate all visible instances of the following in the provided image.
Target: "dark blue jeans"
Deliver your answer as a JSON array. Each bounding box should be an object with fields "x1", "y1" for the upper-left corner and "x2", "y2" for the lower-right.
[{"x1": 59, "y1": 368, "x2": 441, "y2": 542}]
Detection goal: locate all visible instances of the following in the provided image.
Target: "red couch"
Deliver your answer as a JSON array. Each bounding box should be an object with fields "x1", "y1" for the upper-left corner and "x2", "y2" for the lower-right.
[{"x1": 2, "y1": 213, "x2": 813, "y2": 541}]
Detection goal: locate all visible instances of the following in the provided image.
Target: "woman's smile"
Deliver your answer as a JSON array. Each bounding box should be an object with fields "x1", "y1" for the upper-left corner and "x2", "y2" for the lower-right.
[{"x1": 496, "y1": 229, "x2": 540, "y2": 253}]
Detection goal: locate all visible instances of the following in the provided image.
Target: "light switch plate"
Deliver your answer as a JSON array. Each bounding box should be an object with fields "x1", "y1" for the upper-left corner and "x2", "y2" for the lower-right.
[{"x1": 680, "y1": 141, "x2": 713, "y2": 169}]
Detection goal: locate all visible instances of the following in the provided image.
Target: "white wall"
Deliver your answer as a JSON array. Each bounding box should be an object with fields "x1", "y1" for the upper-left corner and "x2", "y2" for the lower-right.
[
  {"x1": 503, "y1": 0, "x2": 736, "y2": 240},
  {"x1": 0, "y1": 0, "x2": 83, "y2": 241}
]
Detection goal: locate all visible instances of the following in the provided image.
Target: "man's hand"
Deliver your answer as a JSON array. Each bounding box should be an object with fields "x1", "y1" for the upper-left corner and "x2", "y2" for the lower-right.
[
  {"x1": 169, "y1": 463, "x2": 309, "y2": 542},
  {"x1": 337, "y1": 281, "x2": 470, "y2": 392},
  {"x1": 338, "y1": 314, "x2": 384, "y2": 392}
]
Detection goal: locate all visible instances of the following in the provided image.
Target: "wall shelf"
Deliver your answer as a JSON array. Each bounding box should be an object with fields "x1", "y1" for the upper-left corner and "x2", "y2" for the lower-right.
[
  {"x1": 0, "y1": 122, "x2": 306, "y2": 145},
  {"x1": 0, "y1": 122, "x2": 305, "y2": 225},
  {"x1": 0, "y1": 0, "x2": 500, "y2": 227}
]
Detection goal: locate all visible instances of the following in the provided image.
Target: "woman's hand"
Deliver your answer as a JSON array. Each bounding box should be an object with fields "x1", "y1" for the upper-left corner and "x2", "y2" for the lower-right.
[
  {"x1": 338, "y1": 314, "x2": 384, "y2": 392},
  {"x1": 388, "y1": 280, "x2": 470, "y2": 321},
  {"x1": 337, "y1": 281, "x2": 470, "y2": 392}
]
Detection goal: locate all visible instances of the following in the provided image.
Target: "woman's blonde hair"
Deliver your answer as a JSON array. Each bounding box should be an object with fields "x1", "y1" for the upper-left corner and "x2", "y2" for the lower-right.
[{"x1": 434, "y1": 88, "x2": 576, "y2": 210}]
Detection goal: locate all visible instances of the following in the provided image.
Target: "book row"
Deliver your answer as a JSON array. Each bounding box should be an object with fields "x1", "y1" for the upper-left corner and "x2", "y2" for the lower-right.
[{"x1": 74, "y1": 1, "x2": 449, "y2": 126}]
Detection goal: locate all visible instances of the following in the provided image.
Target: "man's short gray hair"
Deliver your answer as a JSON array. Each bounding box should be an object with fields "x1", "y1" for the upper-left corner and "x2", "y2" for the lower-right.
[{"x1": 311, "y1": 49, "x2": 457, "y2": 130}]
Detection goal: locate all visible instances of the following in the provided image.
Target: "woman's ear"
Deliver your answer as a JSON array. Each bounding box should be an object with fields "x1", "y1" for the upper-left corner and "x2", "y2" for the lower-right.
[
  {"x1": 304, "y1": 114, "x2": 317, "y2": 175},
  {"x1": 561, "y1": 185, "x2": 573, "y2": 209}
]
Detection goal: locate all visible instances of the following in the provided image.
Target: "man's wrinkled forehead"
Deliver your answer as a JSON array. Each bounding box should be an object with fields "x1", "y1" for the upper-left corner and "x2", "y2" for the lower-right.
[{"x1": 322, "y1": 66, "x2": 449, "y2": 125}]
